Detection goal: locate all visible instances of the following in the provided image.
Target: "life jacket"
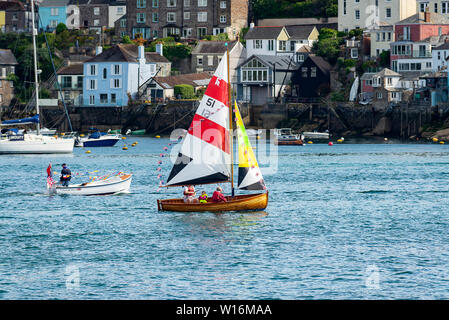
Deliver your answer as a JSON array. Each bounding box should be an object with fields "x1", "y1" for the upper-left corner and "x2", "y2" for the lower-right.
[{"x1": 199, "y1": 194, "x2": 208, "y2": 203}]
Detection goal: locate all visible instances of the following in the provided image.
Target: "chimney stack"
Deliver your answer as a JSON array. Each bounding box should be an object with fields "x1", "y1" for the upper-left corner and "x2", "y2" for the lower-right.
[
  {"x1": 138, "y1": 44, "x2": 145, "y2": 61},
  {"x1": 425, "y1": 7, "x2": 431, "y2": 23},
  {"x1": 95, "y1": 46, "x2": 102, "y2": 55},
  {"x1": 250, "y1": 21, "x2": 255, "y2": 29}
]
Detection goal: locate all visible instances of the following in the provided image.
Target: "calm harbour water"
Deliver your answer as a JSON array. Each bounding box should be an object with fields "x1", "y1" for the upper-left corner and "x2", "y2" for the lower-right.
[{"x1": 1, "y1": 137, "x2": 449, "y2": 299}]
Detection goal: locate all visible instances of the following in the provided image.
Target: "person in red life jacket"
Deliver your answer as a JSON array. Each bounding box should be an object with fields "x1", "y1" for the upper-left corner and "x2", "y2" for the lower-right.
[
  {"x1": 46, "y1": 163, "x2": 52, "y2": 177},
  {"x1": 212, "y1": 186, "x2": 227, "y2": 203},
  {"x1": 183, "y1": 185, "x2": 198, "y2": 203},
  {"x1": 60, "y1": 163, "x2": 72, "y2": 187}
]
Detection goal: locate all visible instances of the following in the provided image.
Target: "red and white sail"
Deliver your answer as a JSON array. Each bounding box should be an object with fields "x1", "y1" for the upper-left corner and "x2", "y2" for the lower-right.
[{"x1": 166, "y1": 53, "x2": 231, "y2": 186}]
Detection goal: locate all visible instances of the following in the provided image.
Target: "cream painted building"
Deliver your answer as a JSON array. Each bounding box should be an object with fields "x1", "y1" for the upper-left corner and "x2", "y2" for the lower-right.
[
  {"x1": 418, "y1": 1, "x2": 449, "y2": 15},
  {"x1": 367, "y1": 23, "x2": 395, "y2": 58},
  {"x1": 338, "y1": 0, "x2": 418, "y2": 32}
]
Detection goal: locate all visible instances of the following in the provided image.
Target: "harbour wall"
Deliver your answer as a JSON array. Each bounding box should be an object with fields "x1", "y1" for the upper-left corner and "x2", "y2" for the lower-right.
[{"x1": 36, "y1": 101, "x2": 449, "y2": 139}]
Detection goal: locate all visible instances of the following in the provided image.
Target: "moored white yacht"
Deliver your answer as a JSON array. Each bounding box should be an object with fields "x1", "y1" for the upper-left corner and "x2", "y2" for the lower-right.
[{"x1": 0, "y1": 0, "x2": 74, "y2": 154}]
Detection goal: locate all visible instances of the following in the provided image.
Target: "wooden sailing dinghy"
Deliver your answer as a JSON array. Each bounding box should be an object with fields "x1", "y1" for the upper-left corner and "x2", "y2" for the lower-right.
[{"x1": 157, "y1": 46, "x2": 268, "y2": 212}]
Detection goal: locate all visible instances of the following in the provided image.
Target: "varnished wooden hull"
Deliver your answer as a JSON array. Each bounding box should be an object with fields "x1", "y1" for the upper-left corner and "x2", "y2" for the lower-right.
[{"x1": 157, "y1": 192, "x2": 268, "y2": 212}]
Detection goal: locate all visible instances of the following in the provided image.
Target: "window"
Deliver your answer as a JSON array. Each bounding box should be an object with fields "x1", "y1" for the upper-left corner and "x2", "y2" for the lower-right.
[
  {"x1": 197, "y1": 27, "x2": 207, "y2": 38},
  {"x1": 137, "y1": 0, "x2": 146, "y2": 8},
  {"x1": 153, "y1": 0, "x2": 159, "y2": 7},
  {"x1": 385, "y1": 8, "x2": 391, "y2": 18},
  {"x1": 94, "y1": 7, "x2": 100, "y2": 15},
  {"x1": 290, "y1": 40, "x2": 296, "y2": 52},
  {"x1": 310, "y1": 67, "x2": 316, "y2": 77},
  {"x1": 184, "y1": 0, "x2": 190, "y2": 6},
  {"x1": 111, "y1": 94, "x2": 116, "y2": 104},
  {"x1": 137, "y1": 13, "x2": 146, "y2": 23},
  {"x1": 268, "y1": 40, "x2": 274, "y2": 51},
  {"x1": 297, "y1": 53, "x2": 305, "y2": 62},
  {"x1": 103, "y1": 68, "x2": 107, "y2": 79},
  {"x1": 167, "y1": 12, "x2": 176, "y2": 22},
  {"x1": 198, "y1": 12, "x2": 207, "y2": 22},
  {"x1": 89, "y1": 79, "x2": 97, "y2": 90},
  {"x1": 153, "y1": 13, "x2": 159, "y2": 22},
  {"x1": 184, "y1": 12, "x2": 190, "y2": 20},
  {"x1": 120, "y1": 18, "x2": 126, "y2": 28},
  {"x1": 183, "y1": 28, "x2": 192, "y2": 37},
  {"x1": 420, "y1": 3, "x2": 428, "y2": 12},
  {"x1": 89, "y1": 64, "x2": 97, "y2": 76},
  {"x1": 100, "y1": 94, "x2": 108, "y2": 103},
  {"x1": 343, "y1": 0, "x2": 346, "y2": 15},
  {"x1": 278, "y1": 40, "x2": 286, "y2": 51},
  {"x1": 355, "y1": 9, "x2": 360, "y2": 20},
  {"x1": 220, "y1": 15, "x2": 226, "y2": 23},
  {"x1": 198, "y1": 0, "x2": 207, "y2": 6},
  {"x1": 254, "y1": 40, "x2": 262, "y2": 49},
  {"x1": 113, "y1": 64, "x2": 121, "y2": 75},
  {"x1": 435, "y1": 3, "x2": 438, "y2": 13},
  {"x1": 197, "y1": 56, "x2": 203, "y2": 65},
  {"x1": 220, "y1": 1, "x2": 226, "y2": 8},
  {"x1": 208, "y1": 56, "x2": 213, "y2": 66},
  {"x1": 50, "y1": 20, "x2": 58, "y2": 28},
  {"x1": 387, "y1": 77, "x2": 392, "y2": 85},
  {"x1": 351, "y1": 48, "x2": 358, "y2": 59},
  {"x1": 89, "y1": 95, "x2": 95, "y2": 105},
  {"x1": 167, "y1": 0, "x2": 176, "y2": 7},
  {"x1": 117, "y1": 7, "x2": 124, "y2": 14},
  {"x1": 111, "y1": 78, "x2": 121, "y2": 88},
  {"x1": 376, "y1": 92, "x2": 382, "y2": 99},
  {"x1": 50, "y1": 8, "x2": 59, "y2": 16},
  {"x1": 301, "y1": 67, "x2": 308, "y2": 77},
  {"x1": 94, "y1": 19, "x2": 100, "y2": 26},
  {"x1": 77, "y1": 76, "x2": 83, "y2": 88},
  {"x1": 443, "y1": 2, "x2": 449, "y2": 14}
]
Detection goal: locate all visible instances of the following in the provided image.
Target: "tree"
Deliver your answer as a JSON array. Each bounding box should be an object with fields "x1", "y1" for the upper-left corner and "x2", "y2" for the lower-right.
[{"x1": 55, "y1": 23, "x2": 67, "y2": 34}]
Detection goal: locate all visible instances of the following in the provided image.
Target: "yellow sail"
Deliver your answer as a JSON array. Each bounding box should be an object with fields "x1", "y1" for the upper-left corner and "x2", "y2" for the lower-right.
[{"x1": 234, "y1": 102, "x2": 266, "y2": 190}]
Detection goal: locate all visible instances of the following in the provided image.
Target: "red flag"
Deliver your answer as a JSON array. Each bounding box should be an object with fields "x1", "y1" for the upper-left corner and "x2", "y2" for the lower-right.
[{"x1": 46, "y1": 164, "x2": 52, "y2": 177}]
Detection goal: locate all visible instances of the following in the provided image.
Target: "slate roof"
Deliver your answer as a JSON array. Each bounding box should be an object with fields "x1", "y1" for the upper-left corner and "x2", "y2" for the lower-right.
[
  {"x1": 285, "y1": 25, "x2": 316, "y2": 40},
  {"x1": 244, "y1": 27, "x2": 285, "y2": 40},
  {"x1": 39, "y1": 0, "x2": 69, "y2": 7},
  {"x1": 238, "y1": 55, "x2": 299, "y2": 71},
  {"x1": 192, "y1": 41, "x2": 238, "y2": 54},
  {"x1": 307, "y1": 56, "x2": 332, "y2": 76},
  {"x1": 0, "y1": 0, "x2": 25, "y2": 11},
  {"x1": 57, "y1": 64, "x2": 84, "y2": 75},
  {"x1": 375, "y1": 68, "x2": 402, "y2": 78},
  {"x1": 435, "y1": 41, "x2": 449, "y2": 50},
  {"x1": 397, "y1": 12, "x2": 449, "y2": 25},
  {"x1": 153, "y1": 73, "x2": 212, "y2": 89},
  {"x1": 257, "y1": 17, "x2": 338, "y2": 30},
  {"x1": 86, "y1": 44, "x2": 169, "y2": 64},
  {"x1": 0, "y1": 49, "x2": 18, "y2": 65}
]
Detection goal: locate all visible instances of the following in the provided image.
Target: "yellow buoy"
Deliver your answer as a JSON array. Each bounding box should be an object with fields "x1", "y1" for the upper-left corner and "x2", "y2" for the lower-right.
[
  {"x1": 257, "y1": 136, "x2": 260, "y2": 140},
  {"x1": 155, "y1": 135, "x2": 161, "y2": 138},
  {"x1": 60, "y1": 133, "x2": 65, "y2": 136},
  {"x1": 337, "y1": 139, "x2": 343, "y2": 143},
  {"x1": 440, "y1": 141, "x2": 445, "y2": 144},
  {"x1": 433, "y1": 137, "x2": 439, "y2": 142},
  {"x1": 86, "y1": 150, "x2": 91, "y2": 154},
  {"x1": 123, "y1": 146, "x2": 128, "y2": 150},
  {"x1": 53, "y1": 135, "x2": 58, "y2": 138},
  {"x1": 307, "y1": 141, "x2": 313, "y2": 144},
  {"x1": 80, "y1": 134, "x2": 85, "y2": 137},
  {"x1": 122, "y1": 136, "x2": 126, "y2": 140}
]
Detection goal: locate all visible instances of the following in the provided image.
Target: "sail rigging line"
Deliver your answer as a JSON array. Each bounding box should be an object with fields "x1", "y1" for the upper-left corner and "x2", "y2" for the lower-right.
[
  {"x1": 226, "y1": 43, "x2": 235, "y2": 197},
  {"x1": 38, "y1": 14, "x2": 73, "y2": 132}
]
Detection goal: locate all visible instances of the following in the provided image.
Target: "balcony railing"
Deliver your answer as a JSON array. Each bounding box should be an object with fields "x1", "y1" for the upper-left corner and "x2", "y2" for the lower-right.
[
  {"x1": 82, "y1": 97, "x2": 125, "y2": 107},
  {"x1": 393, "y1": 50, "x2": 432, "y2": 58}
]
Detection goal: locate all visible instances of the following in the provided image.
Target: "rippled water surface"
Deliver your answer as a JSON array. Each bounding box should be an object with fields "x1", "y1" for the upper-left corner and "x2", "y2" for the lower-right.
[{"x1": 1, "y1": 138, "x2": 449, "y2": 299}]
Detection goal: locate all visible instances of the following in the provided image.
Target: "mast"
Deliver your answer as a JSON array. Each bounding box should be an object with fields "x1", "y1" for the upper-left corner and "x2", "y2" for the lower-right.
[
  {"x1": 226, "y1": 43, "x2": 234, "y2": 197},
  {"x1": 30, "y1": 0, "x2": 40, "y2": 135}
]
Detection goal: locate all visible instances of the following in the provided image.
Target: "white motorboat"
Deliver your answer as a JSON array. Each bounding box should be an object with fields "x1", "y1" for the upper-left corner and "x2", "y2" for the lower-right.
[
  {"x1": 48, "y1": 173, "x2": 132, "y2": 196},
  {"x1": 273, "y1": 128, "x2": 304, "y2": 145},
  {"x1": 302, "y1": 131, "x2": 330, "y2": 140}
]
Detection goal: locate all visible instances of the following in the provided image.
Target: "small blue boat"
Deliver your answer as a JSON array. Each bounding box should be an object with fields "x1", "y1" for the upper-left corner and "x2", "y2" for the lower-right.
[{"x1": 76, "y1": 129, "x2": 120, "y2": 147}]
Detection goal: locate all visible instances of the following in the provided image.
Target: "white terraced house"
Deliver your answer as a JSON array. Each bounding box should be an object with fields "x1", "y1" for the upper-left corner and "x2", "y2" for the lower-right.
[
  {"x1": 417, "y1": 1, "x2": 449, "y2": 15},
  {"x1": 338, "y1": 0, "x2": 418, "y2": 32}
]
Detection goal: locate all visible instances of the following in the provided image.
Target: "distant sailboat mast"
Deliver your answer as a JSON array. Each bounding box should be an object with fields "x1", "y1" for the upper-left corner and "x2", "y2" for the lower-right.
[{"x1": 30, "y1": 0, "x2": 40, "y2": 135}]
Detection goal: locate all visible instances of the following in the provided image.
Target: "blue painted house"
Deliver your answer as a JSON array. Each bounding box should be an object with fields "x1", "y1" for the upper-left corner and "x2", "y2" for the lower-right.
[
  {"x1": 83, "y1": 44, "x2": 171, "y2": 107},
  {"x1": 38, "y1": 0, "x2": 69, "y2": 31}
]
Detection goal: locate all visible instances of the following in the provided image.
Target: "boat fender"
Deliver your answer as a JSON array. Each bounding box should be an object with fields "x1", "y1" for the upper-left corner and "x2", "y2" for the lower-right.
[
  {"x1": 86, "y1": 150, "x2": 91, "y2": 154},
  {"x1": 328, "y1": 142, "x2": 333, "y2": 146}
]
